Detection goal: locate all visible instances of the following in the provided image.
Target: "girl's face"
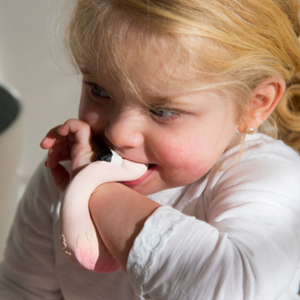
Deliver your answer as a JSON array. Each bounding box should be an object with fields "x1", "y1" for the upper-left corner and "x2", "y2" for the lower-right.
[{"x1": 78, "y1": 46, "x2": 240, "y2": 195}]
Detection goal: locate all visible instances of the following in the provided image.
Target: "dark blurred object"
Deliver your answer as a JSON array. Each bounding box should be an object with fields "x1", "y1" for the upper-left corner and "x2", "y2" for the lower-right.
[
  {"x1": 0, "y1": 84, "x2": 21, "y2": 134},
  {"x1": 0, "y1": 83, "x2": 22, "y2": 261}
]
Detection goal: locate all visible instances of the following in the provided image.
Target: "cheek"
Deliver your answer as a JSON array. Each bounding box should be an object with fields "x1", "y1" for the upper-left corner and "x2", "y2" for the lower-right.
[
  {"x1": 79, "y1": 109, "x2": 100, "y2": 127},
  {"x1": 78, "y1": 104, "x2": 107, "y2": 138},
  {"x1": 157, "y1": 138, "x2": 206, "y2": 172}
]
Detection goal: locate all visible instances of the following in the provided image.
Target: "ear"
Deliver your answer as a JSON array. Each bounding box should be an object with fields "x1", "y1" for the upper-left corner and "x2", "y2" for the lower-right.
[{"x1": 237, "y1": 77, "x2": 286, "y2": 133}]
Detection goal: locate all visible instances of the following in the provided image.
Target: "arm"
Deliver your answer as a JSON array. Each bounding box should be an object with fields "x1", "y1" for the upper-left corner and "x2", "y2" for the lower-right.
[
  {"x1": 89, "y1": 143, "x2": 300, "y2": 300},
  {"x1": 60, "y1": 151, "x2": 148, "y2": 272},
  {"x1": 40, "y1": 119, "x2": 117, "y2": 272},
  {"x1": 41, "y1": 119, "x2": 149, "y2": 273},
  {"x1": 89, "y1": 183, "x2": 160, "y2": 272}
]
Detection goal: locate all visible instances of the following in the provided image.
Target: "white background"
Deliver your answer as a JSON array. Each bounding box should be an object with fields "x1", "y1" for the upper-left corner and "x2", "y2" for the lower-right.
[
  {"x1": 0, "y1": 0, "x2": 81, "y2": 194},
  {"x1": 0, "y1": 0, "x2": 81, "y2": 255}
]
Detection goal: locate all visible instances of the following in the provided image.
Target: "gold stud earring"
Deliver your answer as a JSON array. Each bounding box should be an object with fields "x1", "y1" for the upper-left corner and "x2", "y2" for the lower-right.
[{"x1": 247, "y1": 127, "x2": 255, "y2": 135}]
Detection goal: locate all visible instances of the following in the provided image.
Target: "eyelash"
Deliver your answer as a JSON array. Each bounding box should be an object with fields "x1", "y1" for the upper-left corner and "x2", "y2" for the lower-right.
[
  {"x1": 149, "y1": 107, "x2": 181, "y2": 122},
  {"x1": 83, "y1": 81, "x2": 111, "y2": 101}
]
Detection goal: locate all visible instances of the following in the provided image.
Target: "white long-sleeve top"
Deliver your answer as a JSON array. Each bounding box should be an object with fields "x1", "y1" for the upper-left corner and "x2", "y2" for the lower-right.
[{"x1": 1, "y1": 133, "x2": 300, "y2": 300}]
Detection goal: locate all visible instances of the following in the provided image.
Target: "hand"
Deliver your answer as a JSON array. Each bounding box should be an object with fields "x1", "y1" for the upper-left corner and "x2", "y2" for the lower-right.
[
  {"x1": 40, "y1": 119, "x2": 100, "y2": 192},
  {"x1": 41, "y1": 119, "x2": 116, "y2": 272}
]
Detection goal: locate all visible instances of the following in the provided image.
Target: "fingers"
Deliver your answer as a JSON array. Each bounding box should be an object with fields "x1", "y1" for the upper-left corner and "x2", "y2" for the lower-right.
[
  {"x1": 50, "y1": 164, "x2": 71, "y2": 192},
  {"x1": 40, "y1": 125, "x2": 71, "y2": 169},
  {"x1": 57, "y1": 119, "x2": 92, "y2": 147},
  {"x1": 41, "y1": 119, "x2": 100, "y2": 191},
  {"x1": 40, "y1": 119, "x2": 92, "y2": 150},
  {"x1": 45, "y1": 139, "x2": 71, "y2": 169},
  {"x1": 41, "y1": 119, "x2": 95, "y2": 169},
  {"x1": 58, "y1": 119, "x2": 95, "y2": 171},
  {"x1": 40, "y1": 125, "x2": 62, "y2": 150}
]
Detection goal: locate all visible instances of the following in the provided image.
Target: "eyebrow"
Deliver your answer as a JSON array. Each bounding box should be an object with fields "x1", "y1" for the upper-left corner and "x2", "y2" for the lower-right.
[
  {"x1": 144, "y1": 95, "x2": 174, "y2": 106},
  {"x1": 80, "y1": 68, "x2": 94, "y2": 77},
  {"x1": 139, "y1": 94, "x2": 190, "y2": 111}
]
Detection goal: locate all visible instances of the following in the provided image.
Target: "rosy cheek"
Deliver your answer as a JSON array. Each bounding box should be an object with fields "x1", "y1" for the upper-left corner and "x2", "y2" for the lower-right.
[
  {"x1": 162, "y1": 142, "x2": 195, "y2": 167},
  {"x1": 160, "y1": 149, "x2": 194, "y2": 173},
  {"x1": 164, "y1": 145, "x2": 209, "y2": 179}
]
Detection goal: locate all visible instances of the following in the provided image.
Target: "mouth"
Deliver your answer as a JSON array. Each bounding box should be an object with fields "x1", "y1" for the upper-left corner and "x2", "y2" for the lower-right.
[{"x1": 121, "y1": 164, "x2": 157, "y2": 187}]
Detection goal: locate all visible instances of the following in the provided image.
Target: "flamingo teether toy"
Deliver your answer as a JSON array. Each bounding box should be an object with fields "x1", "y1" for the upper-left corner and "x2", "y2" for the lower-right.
[{"x1": 59, "y1": 148, "x2": 147, "y2": 272}]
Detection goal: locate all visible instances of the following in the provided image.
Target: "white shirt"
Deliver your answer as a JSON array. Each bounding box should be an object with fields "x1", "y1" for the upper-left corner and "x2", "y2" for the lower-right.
[{"x1": 1, "y1": 133, "x2": 300, "y2": 300}]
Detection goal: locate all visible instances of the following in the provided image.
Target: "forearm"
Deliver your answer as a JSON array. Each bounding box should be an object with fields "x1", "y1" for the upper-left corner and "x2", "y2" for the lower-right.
[{"x1": 89, "y1": 183, "x2": 161, "y2": 272}]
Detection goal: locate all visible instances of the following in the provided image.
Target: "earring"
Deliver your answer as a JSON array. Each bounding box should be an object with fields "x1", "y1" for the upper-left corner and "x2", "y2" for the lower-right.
[{"x1": 247, "y1": 127, "x2": 255, "y2": 135}]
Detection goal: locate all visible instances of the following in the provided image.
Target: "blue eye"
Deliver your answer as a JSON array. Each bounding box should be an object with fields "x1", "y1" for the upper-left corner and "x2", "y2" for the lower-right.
[
  {"x1": 91, "y1": 84, "x2": 111, "y2": 98},
  {"x1": 149, "y1": 107, "x2": 179, "y2": 119}
]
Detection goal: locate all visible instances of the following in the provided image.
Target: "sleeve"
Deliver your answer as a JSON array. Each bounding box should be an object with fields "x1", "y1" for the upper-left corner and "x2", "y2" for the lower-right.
[
  {"x1": 0, "y1": 162, "x2": 64, "y2": 300},
  {"x1": 127, "y1": 143, "x2": 300, "y2": 300}
]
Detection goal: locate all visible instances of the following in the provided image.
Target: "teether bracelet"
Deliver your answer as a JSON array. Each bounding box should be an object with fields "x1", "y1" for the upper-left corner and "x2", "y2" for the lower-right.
[{"x1": 59, "y1": 149, "x2": 147, "y2": 271}]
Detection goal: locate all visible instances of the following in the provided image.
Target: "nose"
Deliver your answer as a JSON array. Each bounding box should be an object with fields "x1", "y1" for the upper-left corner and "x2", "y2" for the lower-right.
[{"x1": 104, "y1": 108, "x2": 145, "y2": 149}]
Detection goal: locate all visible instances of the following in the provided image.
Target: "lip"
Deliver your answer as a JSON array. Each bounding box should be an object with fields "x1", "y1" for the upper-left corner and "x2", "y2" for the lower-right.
[{"x1": 121, "y1": 165, "x2": 158, "y2": 187}]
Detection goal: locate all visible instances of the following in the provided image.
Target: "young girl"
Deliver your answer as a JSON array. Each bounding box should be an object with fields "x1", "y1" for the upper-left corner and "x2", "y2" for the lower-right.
[{"x1": 1, "y1": 0, "x2": 300, "y2": 299}]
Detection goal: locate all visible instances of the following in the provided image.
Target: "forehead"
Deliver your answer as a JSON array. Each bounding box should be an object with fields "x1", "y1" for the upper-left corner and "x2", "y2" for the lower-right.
[
  {"x1": 77, "y1": 8, "x2": 233, "y2": 103},
  {"x1": 84, "y1": 33, "x2": 212, "y2": 101},
  {"x1": 124, "y1": 35, "x2": 203, "y2": 96}
]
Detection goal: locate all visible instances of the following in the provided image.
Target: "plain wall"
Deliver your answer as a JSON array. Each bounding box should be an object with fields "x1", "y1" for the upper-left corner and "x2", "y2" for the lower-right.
[
  {"x1": 0, "y1": 0, "x2": 81, "y2": 257},
  {"x1": 0, "y1": 0, "x2": 81, "y2": 191}
]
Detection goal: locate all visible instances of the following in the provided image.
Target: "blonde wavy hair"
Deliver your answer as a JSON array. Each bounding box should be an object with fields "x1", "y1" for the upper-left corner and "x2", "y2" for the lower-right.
[{"x1": 65, "y1": 0, "x2": 300, "y2": 152}]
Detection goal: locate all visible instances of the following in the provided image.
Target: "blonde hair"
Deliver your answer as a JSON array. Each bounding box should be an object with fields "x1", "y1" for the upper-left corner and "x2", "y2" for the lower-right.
[{"x1": 65, "y1": 0, "x2": 300, "y2": 152}]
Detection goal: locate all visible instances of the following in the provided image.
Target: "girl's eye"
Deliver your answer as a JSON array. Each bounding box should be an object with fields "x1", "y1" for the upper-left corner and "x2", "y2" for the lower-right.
[
  {"x1": 90, "y1": 84, "x2": 111, "y2": 98},
  {"x1": 149, "y1": 107, "x2": 180, "y2": 121},
  {"x1": 83, "y1": 80, "x2": 111, "y2": 100}
]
